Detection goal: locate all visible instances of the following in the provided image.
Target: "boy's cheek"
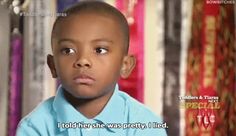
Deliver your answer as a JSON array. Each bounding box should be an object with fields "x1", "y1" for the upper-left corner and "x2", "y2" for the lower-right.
[{"x1": 56, "y1": 57, "x2": 74, "y2": 66}]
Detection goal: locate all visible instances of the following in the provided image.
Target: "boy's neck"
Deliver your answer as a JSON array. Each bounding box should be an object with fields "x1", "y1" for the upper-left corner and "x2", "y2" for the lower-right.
[{"x1": 63, "y1": 89, "x2": 114, "y2": 119}]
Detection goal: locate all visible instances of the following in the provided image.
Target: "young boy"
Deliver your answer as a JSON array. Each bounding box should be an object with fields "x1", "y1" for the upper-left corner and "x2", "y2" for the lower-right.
[{"x1": 16, "y1": 1, "x2": 167, "y2": 136}]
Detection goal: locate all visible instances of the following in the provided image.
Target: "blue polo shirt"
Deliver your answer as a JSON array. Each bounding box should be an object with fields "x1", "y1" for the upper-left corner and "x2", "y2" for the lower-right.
[{"x1": 16, "y1": 85, "x2": 167, "y2": 136}]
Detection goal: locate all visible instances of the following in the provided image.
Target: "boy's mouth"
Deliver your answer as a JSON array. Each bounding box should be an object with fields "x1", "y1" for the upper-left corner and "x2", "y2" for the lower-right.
[{"x1": 73, "y1": 74, "x2": 95, "y2": 85}]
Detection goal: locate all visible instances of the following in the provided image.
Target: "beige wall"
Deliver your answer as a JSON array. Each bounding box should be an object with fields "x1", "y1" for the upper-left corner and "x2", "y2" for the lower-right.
[{"x1": 0, "y1": 4, "x2": 10, "y2": 136}]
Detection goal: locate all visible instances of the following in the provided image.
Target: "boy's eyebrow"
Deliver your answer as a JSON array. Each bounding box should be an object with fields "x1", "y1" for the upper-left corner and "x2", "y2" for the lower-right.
[
  {"x1": 91, "y1": 38, "x2": 113, "y2": 44},
  {"x1": 57, "y1": 38, "x2": 76, "y2": 45},
  {"x1": 57, "y1": 38, "x2": 114, "y2": 45}
]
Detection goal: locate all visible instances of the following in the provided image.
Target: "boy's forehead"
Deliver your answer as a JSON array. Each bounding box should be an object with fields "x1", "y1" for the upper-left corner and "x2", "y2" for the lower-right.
[
  {"x1": 53, "y1": 13, "x2": 124, "y2": 41},
  {"x1": 52, "y1": 13, "x2": 125, "y2": 49},
  {"x1": 51, "y1": 10, "x2": 129, "y2": 53},
  {"x1": 53, "y1": 12, "x2": 121, "y2": 36}
]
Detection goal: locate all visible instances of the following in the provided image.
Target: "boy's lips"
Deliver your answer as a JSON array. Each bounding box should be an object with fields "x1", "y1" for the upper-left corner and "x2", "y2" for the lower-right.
[{"x1": 73, "y1": 74, "x2": 95, "y2": 85}]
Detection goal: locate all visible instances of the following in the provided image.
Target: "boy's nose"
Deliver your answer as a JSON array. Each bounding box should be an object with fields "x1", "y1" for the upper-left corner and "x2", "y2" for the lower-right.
[{"x1": 74, "y1": 58, "x2": 91, "y2": 68}]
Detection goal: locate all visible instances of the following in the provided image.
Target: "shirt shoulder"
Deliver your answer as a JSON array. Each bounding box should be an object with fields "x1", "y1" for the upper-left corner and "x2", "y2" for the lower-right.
[
  {"x1": 16, "y1": 97, "x2": 56, "y2": 136},
  {"x1": 117, "y1": 91, "x2": 167, "y2": 136},
  {"x1": 117, "y1": 91, "x2": 160, "y2": 121}
]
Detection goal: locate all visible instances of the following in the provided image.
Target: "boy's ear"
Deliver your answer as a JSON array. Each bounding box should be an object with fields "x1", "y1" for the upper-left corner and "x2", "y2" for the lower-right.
[
  {"x1": 120, "y1": 55, "x2": 136, "y2": 78},
  {"x1": 47, "y1": 54, "x2": 57, "y2": 78}
]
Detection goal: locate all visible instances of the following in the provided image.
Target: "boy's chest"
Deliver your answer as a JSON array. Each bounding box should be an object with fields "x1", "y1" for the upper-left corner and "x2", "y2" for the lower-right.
[{"x1": 55, "y1": 127, "x2": 134, "y2": 136}]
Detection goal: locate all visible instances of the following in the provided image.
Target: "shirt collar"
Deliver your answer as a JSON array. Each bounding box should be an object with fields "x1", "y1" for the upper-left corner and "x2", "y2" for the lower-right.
[
  {"x1": 94, "y1": 84, "x2": 125, "y2": 132},
  {"x1": 53, "y1": 84, "x2": 125, "y2": 132},
  {"x1": 53, "y1": 85, "x2": 87, "y2": 131}
]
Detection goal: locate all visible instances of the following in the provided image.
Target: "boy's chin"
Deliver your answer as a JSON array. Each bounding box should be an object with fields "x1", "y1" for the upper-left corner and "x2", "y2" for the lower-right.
[
  {"x1": 63, "y1": 83, "x2": 115, "y2": 100},
  {"x1": 69, "y1": 88, "x2": 106, "y2": 100}
]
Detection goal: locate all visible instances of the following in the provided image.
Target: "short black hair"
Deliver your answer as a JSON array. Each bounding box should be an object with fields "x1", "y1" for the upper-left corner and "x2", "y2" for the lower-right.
[{"x1": 51, "y1": 1, "x2": 129, "y2": 53}]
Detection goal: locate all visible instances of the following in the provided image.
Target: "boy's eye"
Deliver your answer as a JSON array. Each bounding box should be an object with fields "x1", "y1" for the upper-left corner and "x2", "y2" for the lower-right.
[
  {"x1": 95, "y1": 47, "x2": 108, "y2": 54},
  {"x1": 61, "y1": 48, "x2": 75, "y2": 55}
]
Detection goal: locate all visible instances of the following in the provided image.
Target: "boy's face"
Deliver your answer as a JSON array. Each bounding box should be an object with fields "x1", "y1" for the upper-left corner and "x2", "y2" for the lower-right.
[{"x1": 48, "y1": 13, "x2": 135, "y2": 99}]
